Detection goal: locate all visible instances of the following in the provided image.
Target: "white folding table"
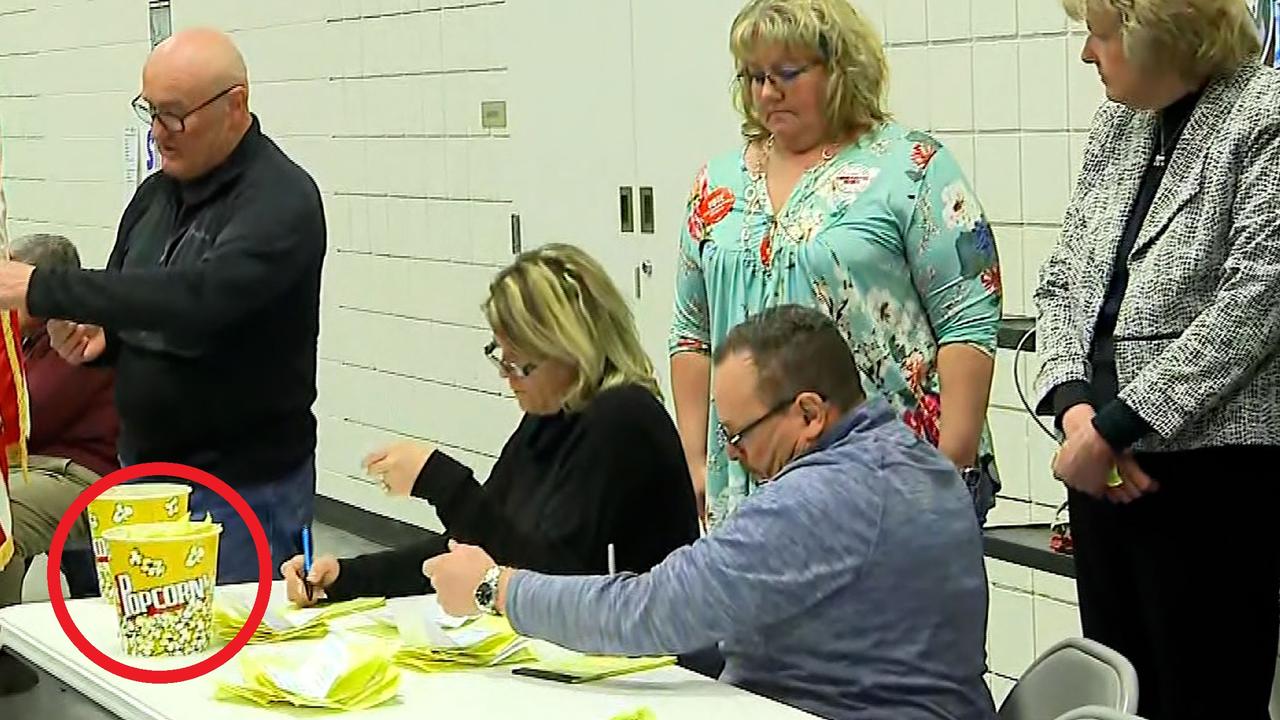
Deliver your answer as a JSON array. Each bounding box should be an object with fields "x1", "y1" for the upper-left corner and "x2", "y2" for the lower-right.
[{"x1": 0, "y1": 582, "x2": 817, "y2": 720}]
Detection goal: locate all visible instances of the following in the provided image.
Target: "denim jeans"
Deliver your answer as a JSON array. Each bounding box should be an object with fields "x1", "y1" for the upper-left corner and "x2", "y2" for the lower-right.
[
  {"x1": 966, "y1": 456, "x2": 999, "y2": 528},
  {"x1": 186, "y1": 457, "x2": 317, "y2": 584},
  {"x1": 61, "y1": 456, "x2": 317, "y2": 594},
  {"x1": 107, "y1": 455, "x2": 317, "y2": 585}
]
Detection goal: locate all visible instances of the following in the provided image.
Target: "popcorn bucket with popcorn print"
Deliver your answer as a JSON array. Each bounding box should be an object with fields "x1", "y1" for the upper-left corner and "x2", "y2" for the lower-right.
[
  {"x1": 87, "y1": 483, "x2": 191, "y2": 606},
  {"x1": 101, "y1": 518, "x2": 221, "y2": 657}
]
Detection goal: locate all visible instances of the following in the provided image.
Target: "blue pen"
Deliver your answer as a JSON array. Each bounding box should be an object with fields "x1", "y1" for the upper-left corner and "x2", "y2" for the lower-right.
[{"x1": 301, "y1": 526, "x2": 314, "y2": 600}]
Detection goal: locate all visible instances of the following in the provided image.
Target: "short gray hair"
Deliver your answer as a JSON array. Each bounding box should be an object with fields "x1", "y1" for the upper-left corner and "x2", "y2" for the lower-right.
[{"x1": 12, "y1": 233, "x2": 81, "y2": 271}]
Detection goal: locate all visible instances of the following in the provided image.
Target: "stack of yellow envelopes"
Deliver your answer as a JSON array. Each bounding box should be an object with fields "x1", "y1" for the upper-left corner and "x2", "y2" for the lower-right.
[
  {"x1": 213, "y1": 593, "x2": 385, "y2": 644},
  {"x1": 393, "y1": 625, "x2": 537, "y2": 672},
  {"x1": 214, "y1": 635, "x2": 400, "y2": 710},
  {"x1": 351, "y1": 600, "x2": 536, "y2": 672}
]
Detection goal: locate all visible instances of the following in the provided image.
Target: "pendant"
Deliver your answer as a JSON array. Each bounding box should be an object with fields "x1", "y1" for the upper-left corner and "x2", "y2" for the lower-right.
[{"x1": 1153, "y1": 153, "x2": 1166, "y2": 168}]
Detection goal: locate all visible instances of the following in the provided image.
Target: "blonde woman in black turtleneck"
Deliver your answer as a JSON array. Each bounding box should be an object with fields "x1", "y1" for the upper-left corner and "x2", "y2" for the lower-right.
[{"x1": 282, "y1": 244, "x2": 698, "y2": 605}]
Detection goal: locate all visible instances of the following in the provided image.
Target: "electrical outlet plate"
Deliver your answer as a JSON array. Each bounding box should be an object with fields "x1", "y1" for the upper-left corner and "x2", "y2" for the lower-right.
[{"x1": 481, "y1": 101, "x2": 508, "y2": 130}]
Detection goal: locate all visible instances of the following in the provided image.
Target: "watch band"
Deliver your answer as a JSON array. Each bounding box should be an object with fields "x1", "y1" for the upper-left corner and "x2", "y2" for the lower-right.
[{"x1": 475, "y1": 565, "x2": 503, "y2": 616}]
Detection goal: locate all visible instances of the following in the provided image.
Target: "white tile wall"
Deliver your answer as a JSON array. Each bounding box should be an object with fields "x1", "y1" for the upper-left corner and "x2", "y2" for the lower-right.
[
  {"x1": 0, "y1": 0, "x2": 149, "y2": 267},
  {"x1": 972, "y1": 42, "x2": 1021, "y2": 131},
  {"x1": 169, "y1": 0, "x2": 516, "y2": 529},
  {"x1": 856, "y1": 0, "x2": 1102, "y2": 694},
  {"x1": 0, "y1": 0, "x2": 515, "y2": 530},
  {"x1": 866, "y1": 5, "x2": 1098, "y2": 528},
  {"x1": 971, "y1": 0, "x2": 1018, "y2": 38}
]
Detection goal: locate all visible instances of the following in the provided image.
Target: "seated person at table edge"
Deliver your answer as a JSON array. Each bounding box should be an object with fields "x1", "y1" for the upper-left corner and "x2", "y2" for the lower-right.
[
  {"x1": 426, "y1": 305, "x2": 996, "y2": 720},
  {"x1": 0, "y1": 233, "x2": 120, "y2": 611},
  {"x1": 0, "y1": 234, "x2": 120, "y2": 697},
  {"x1": 283, "y1": 243, "x2": 700, "y2": 603}
]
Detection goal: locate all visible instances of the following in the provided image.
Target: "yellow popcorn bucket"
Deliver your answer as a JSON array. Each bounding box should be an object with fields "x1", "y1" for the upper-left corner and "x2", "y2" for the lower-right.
[
  {"x1": 101, "y1": 518, "x2": 221, "y2": 657},
  {"x1": 87, "y1": 483, "x2": 191, "y2": 605}
]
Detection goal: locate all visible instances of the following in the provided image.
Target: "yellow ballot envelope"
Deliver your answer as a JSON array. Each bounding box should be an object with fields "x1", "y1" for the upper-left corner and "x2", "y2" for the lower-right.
[
  {"x1": 101, "y1": 518, "x2": 220, "y2": 657},
  {"x1": 87, "y1": 482, "x2": 191, "y2": 605},
  {"x1": 215, "y1": 634, "x2": 400, "y2": 710}
]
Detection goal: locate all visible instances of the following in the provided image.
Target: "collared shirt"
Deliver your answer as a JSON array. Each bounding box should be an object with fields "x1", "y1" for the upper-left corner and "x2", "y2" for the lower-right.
[
  {"x1": 27, "y1": 116, "x2": 326, "y2": 485},
  {"x1": 507, "y1": 399, "x2": 995, "y2": 720}
]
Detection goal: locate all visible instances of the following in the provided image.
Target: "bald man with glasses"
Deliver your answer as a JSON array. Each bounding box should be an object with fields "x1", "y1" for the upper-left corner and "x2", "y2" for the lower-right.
[{"x1": 0, "y1": 28, "x2": 326, "y2": 585}]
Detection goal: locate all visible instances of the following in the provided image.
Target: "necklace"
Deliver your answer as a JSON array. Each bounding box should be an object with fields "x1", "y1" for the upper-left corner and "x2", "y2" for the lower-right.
[
  {"x1": 1152, "y1": 112, "x2": 1193, "y2": 168},
  {"x1": 741, "y1": 135, "x2": 843, "y2": 249},
  {"x1": 754, "y1": 135, "x2": 838, "y2": 174}
]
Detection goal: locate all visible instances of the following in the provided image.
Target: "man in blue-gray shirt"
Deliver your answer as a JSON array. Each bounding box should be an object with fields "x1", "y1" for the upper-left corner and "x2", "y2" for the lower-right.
[{"x1": 426, "y1": 305, "x2": 996, "y2": 720}]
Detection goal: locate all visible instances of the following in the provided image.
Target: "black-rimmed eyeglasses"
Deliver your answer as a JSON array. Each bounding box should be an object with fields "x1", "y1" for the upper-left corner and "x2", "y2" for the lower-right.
[
  {"x1": 717, "y1": 397, "x2": 796, "y2": 450},
  {"x1": 484, "y1": 341, "x2": 537, "y2": 379},
  {"x1": 132, "y1": 85, "x2": 240, "y2": 133}
]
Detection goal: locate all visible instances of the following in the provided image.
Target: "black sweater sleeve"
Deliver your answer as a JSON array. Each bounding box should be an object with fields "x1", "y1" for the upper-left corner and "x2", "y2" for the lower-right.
[
  {"x1": 325, "y1": 385, "x2": 695, "y2": 600},
  {"x1": 323, "y1": 532, "x2": 450, "y2": 602},
  {"x1": 1042, "y1": 380, "x2": 1093, "y2": 431},
  {"x1": 414, "y1": 387, "x2": 672, "y2": 574},
  {"x1": 318, "y1": 422, "x2": 526, "y2": 602}
]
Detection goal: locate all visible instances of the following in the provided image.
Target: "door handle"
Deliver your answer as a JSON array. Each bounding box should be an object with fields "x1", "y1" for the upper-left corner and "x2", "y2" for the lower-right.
[
  {"x1": 639, "y1": 186, "x2": 655, "y2": 234},
  {"x1": 619, "y1": 186, "x2": 635, "y2": 233},
  {"x1": 634, "y1": 261, "x2": 653, "y2": 299}
]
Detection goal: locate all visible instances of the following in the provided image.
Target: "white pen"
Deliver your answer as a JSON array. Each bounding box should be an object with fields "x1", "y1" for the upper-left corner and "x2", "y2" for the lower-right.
[{"x1": 607, "y1": 543, "x2": 616, "y2": 574}]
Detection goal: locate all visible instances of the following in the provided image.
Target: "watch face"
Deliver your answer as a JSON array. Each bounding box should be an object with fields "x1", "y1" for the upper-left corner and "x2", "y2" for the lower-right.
[{"x1": 476, "y1": 581, "x2": 496, "y2": 610}]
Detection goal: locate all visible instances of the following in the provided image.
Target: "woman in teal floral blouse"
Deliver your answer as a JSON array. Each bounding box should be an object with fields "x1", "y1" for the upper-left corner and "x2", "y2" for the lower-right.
[{"x1": 670, "y1": 0, "x2": 1003, "y2": 528}]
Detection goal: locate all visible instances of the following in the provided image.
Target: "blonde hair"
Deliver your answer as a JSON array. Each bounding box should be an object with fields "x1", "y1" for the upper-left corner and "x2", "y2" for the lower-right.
[
  {"x1": 1063, "y1": 0, "x2": 1261, "y2": 80},
  {"x1": 482, "y1": 243, "x2": 660, "y2": 412},
  {"x1": 729, "y1": 0, "x2": 889, "y2": 142}
]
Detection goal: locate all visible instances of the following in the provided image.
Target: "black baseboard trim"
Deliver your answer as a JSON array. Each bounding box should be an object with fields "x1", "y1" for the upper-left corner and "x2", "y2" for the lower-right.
[
  {"x1": 314, "y1": 495, "x2": 436, "y2": 548},
  {"x1": 320, "y1": 494, "x2": 1076, "y2": 579},
  {"x1": 997, "y1": 316, "x2": 1036, "y2": 353},
  {"x1": 983, "y1": 525, "x2": 1075, "y2": 578}
]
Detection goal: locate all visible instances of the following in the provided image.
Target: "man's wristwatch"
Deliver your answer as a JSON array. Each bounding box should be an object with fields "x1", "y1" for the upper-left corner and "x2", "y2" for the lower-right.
[{"x1": 475, "y1": 565, "x2": 503, "y2": 616}]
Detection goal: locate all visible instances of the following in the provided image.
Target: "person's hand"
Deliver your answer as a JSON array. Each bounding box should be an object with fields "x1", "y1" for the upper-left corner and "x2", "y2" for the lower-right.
[
  {"x1": 363, "y1": 441, "x2": 436, "y2": 496},
  {"x1": 281, "y1": 554, "x2": 340, "y2": 607},
  {"x1": 1108, "y1": 453, "x2": 1160, "y2": 504},
  {"x1": 1061, "y1": 404, "x2": 1097, "y2": 439},
  {"x1": 422, "y1": 540, "x2": 496, "y2": 617},
  {"x1": 0, "y1": 261, "x2": 33, "y2": 312},
  {"x1": 47, "y1": 321, "x2": 106, "y2": 364},
  {"x1": 1053, "y1": 405, "x2": 1117, "y2": 498}
]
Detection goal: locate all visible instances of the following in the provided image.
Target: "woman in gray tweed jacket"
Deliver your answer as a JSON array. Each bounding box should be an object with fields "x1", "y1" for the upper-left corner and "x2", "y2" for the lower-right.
[{"x1": 1033, "y1": 1, "x2": 1280, "y2": 718}]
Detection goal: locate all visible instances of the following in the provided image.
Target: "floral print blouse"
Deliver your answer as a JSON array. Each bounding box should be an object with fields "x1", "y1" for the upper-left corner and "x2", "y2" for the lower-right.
[{"x1": 669, "y1": 122, "x2": 1003, "y2": 528}]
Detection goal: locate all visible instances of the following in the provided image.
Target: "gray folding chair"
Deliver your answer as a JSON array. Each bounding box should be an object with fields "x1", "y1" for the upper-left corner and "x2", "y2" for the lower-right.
[
  {"x1": 1054, "y1": 706, "x2": 1145, "y2": 720},
  {"x1": 998, "y1": 637, "x2": 1139, "y2": 719}
]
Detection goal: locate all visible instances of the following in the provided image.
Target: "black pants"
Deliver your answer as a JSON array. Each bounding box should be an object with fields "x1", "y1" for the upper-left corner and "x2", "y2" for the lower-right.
[{"x1": 1070, "y1": 447, "x2": 1280, "y2": 720}]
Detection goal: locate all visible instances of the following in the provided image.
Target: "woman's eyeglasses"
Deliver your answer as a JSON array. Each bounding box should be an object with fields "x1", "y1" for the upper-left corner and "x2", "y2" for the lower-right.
[
  {"x1": 483, "y1": 341, "x2": 537, "y2": 379},
  {"x1": 739, "y1": 64, "x2": 815, "y2": 90}
]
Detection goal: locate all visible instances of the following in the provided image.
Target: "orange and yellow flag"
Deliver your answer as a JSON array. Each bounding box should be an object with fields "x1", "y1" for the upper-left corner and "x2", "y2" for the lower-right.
[{"x1": 0, "y1": 131, "x2": 31, "y2": 572}]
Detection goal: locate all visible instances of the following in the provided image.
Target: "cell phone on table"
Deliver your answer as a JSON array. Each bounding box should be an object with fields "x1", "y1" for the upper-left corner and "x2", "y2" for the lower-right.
[{"x1": 511, "y1": 666, "x2": 585, "y2": 684}]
